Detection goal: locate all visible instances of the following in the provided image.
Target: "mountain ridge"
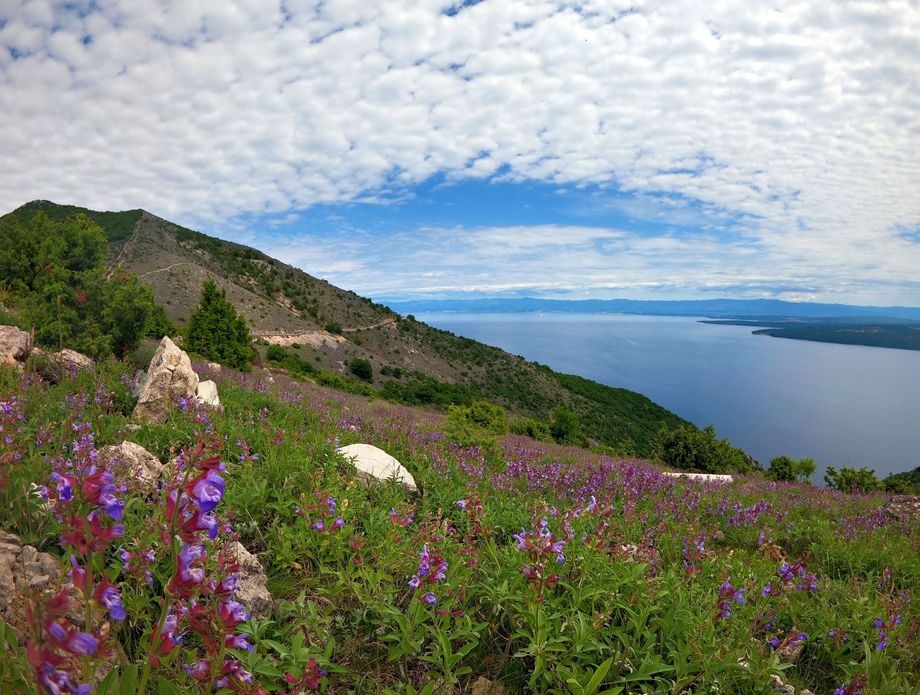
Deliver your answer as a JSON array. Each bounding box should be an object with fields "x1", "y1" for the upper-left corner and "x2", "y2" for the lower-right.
[{"x1": 2, "y1": 200, "x2": 690, "y2": 456}]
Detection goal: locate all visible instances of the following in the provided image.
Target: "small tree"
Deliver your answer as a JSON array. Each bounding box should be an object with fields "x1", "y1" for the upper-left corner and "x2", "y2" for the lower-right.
[
  {"x1": 824, "y1": 466, "x2": 880, "y2": 493},
  {"x1": 654, "y1": 424, "x2": 754, "y2": 474},
  {"x1": 185, "y1": 279, "x2": 254, "y2": 370},
  {"x1": 550, "y1": 406, "x2": 583, "y2": 446},
  {"x1": 348, "y1": 358, "x2": 373, "y2": 381},
  {"x1": 767, "y1": 455, "x2": 816, "y2": 483}
]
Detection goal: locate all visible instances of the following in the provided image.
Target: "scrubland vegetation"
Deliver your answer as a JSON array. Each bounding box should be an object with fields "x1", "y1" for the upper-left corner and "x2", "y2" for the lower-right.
[{"x1": 1, "y1": 356, "x2": 918, "y2": 694}]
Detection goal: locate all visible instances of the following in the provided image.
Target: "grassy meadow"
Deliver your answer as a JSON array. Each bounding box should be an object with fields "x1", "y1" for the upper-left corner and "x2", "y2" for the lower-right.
[{"x1": 0, "y1": 358, "x2": 918, "y2": 694}]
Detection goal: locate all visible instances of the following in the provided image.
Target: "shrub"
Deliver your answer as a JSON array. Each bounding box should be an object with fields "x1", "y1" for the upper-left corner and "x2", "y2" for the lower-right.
[
  {"x1": 348, "y1": 358, "x2": 373, "y2": 381},
  {"x1": 654, "y1": 424, "x2": 754, "y2": 474},
  {"x1": 325, "y1": 321, "x2": 342, "y2": 334},
  {"x1": 767, "y1": 455, "x2": 816, "y2": 483},
  {"x1": 445, "y1": 400, "x2": 508, "y2": 448},
  {"x1": 549, "y1": 406, "x2": 584, "y2": 446},
  {"x1": 185, "y1": 279, "x2": 254, "y2": 370},
  {"x1": 824, "y1": 466, "x2": 881, "y2": 493},
  {"x1": 510, "y1": 417, "x2": 552, "y2": 441}
]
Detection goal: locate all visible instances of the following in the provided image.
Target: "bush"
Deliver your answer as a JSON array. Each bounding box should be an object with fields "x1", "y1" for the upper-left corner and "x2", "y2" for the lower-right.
[
  {"x1": 185, "y1": 279, "x2": 254, "y2": 370},
  {"x1": 445, "y1": 400, "x2": 508, "y2": 447},
  {"x1": 549, "y1": 406, "x2": 584, "y2": 446},
  {"x1": 325, "y1": 321, "x2": 342, "y2": 334},
  {"x1": 824, "y1": 466, "x2": 880, "y2": 493},
  {"x1": 348, "y1": 358, "x2": 373, "y2": 381},
  {"x1": 510, "y1": 417, "x2": 552, "y2": 441},
  {"x1": 654, "y1": 424, "x2": 754, "y2": 474},
  {"x1": 767, "y1": 455, "x2": 816, "y2": 483}
]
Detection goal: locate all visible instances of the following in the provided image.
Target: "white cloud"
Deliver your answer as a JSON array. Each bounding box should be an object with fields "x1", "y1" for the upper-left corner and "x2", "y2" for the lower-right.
[{"x1": 1, "y1": 0, "x2": 919, "y2": 301}]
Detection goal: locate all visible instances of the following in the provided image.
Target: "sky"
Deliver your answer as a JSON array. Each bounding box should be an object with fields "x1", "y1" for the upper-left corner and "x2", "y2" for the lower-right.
[{"x1": 1, "y1": 1, "x2": 919, "y2": 304}]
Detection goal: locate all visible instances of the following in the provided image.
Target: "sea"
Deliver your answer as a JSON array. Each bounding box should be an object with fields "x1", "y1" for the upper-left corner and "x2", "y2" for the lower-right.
[{"x1": 416, "y1": 312, "x2": 920, "y2": 481}]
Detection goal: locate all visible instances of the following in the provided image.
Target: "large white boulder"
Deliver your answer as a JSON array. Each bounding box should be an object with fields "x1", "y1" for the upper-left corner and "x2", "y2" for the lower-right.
[
  {"x1": 132, "y1": 336, "x2": 199, "y2": 423},
  {"x1": 336, "y1": 443, "x2": 418, "y2": 492},
  {"x1": 0, "y1": 326, "x2": 32, "y2": 362},
  {"x1": 196, "y1": 379, "x2": 220, "y2": 407},
  {"x1": 662, "y1": 471, "x2": 733, "y2": 483}
]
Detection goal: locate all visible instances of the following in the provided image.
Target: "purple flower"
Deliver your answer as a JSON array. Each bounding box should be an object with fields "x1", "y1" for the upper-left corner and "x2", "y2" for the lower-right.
[
  {"x1": 456, "y1": 499, "x2": 467, "y2": 510},
  {"x1": 422, "y1": 592, "x2": 437, "y2": 605},
  {"x1": 226, "y1": 633, "x2": 255, "y2": 652},
  {"x1": 408, "y1": 575, "x2": 421, "y2": 589},
  {"x1": 190, "y1": 470, "x2": 225, "y2": 513},
  {"x1": 67, "y1": 632, "x2": 99, "y2": 657}
]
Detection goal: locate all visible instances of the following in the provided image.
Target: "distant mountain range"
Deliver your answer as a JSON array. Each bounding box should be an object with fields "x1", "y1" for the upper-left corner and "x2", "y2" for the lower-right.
[{"x1": 384, "y1": 297, "x2": 920, "y2": 321}]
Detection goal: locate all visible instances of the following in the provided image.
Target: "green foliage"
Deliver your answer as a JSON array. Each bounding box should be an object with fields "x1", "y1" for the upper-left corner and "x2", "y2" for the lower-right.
[
  {"x1": 325, "y1": 321, "x2": 342, "y2": 335},
  {"x1": 143, "y1": 302, "x2": 177, "y2": 339},
  {"x1": 185, "y1": 279, "x2": 254, "y2": 370},
  {"x1": 348, "y1": 358, "x2": 373, "y2": 381},
  {"x1": 313, "y1": 369, "x2": 376, "y2": 396},
  {"x1": 2, "y1": 358, "x2": 920, "y2": 693},
  {"x1": 445, "y1": 400, "x2": 509, "y2": 446},
  {"x1": 549, "y1": 405, "x2": 584, "y2": 445},
  {"x1": 6, "y1": 200, "x2": 143, "y2": 244},
  {"x1": 882, "y1": 467, "x2": 920, "y2": 494},
  {"x1": 381, "y1": 373, "x2": 474, "y2": 408},
  {"x1": 767, "y1": 455, "x2": 816, "y2": 483},
  {"x1": 0, "y1": 211, "x2": 163, "y2": 357},
  {"x1": 265, "y1": 344, "x2": 316, "y2": 376},
  {"x1": 824, "y1": 466, "x2": 881, "y2": 493},
  {"x1": 510, "y1": 417, "x2": 553, "y2": 442},
  {"x1": 655, "y1": 424, "x2": 756, "y2": 474}
]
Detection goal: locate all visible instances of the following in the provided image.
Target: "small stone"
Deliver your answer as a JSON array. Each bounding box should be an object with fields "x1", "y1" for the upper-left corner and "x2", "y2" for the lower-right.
[
  {"x1": 471, "y1": 676, "x2": 506, "y2": 695},
  {"x1": 228, "y1": 542, "x2": 273, "y2": 619}
]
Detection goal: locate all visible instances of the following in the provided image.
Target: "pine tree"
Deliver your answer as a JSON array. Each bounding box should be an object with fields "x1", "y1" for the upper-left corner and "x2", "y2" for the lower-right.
[{"x1": 185, "y1": 279, "x2": 254, "y2": 370}]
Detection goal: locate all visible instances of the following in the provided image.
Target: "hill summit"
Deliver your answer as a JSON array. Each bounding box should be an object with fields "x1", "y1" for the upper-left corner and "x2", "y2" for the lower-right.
[{"x1": 2, "y1": 200, "x2": 689, "y2": 455}]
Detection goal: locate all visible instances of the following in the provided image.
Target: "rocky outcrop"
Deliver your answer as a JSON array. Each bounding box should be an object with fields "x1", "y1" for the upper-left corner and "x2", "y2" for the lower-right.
[
  {"x1": 132, "y1": 336, "x2": 199, "y2": 423},
  {"x1": 336, "y1": 443, "x2": 418, "y2": 492},
  {"x1": 883, "y1": 495, "x2": 920, "y2": 525},
  {"x1": 0, "y1": 325, "x2": 32, "y2": 362},
  {"x1": 0, "y1": 529, "x2": 63, "y2": 634},
  {"x1": 196, "y1": 379, "x2": 220, "y2": 407},
  {"x1": 98, "y1": 441, "x2": 166, "y2": 492},
  {"x1": 227, "y1": 542, "x2": 273, "y2": 618}
]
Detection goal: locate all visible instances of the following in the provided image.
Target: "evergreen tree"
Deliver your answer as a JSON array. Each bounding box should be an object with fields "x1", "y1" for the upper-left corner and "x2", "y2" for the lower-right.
[
  {"x1": 185, "y1": 279, "x2": 254, "y2": 370},
  {"x1": 1, "y1": 211, "x2": 160, "y2": 357}
]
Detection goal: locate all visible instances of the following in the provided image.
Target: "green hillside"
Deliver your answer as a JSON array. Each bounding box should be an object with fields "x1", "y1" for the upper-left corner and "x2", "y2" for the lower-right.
[{"x1": 1, "y1": 201, "x2": 690, "y2": 455}]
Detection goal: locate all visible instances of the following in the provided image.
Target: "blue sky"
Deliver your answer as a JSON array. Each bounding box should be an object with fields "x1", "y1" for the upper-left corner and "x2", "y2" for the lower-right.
[{"x1": 1, "y1": 1, "x2": 919, "y2": 304}]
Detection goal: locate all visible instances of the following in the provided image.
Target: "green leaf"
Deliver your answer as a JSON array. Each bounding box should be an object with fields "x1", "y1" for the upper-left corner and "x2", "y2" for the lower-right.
[
  {"x1": 156, "y1": 676, "x2": 182, "y2": 695},
  {"x1": 118, "y1": 665, "x2": 138, "y2": 695}
]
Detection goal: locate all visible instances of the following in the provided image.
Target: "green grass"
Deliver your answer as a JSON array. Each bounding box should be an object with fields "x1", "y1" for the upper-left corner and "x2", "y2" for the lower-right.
[{"x1": 0, "y1": 358, "x2": 918, "y2": 694}]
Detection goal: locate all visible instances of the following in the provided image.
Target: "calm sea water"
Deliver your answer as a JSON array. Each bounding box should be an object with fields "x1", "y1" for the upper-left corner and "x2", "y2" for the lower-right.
[{"x1": 417, "y1": 312, "x2": 920, "y2": 480}]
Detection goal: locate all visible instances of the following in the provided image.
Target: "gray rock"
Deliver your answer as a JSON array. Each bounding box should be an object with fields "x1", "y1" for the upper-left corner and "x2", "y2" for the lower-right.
[
  {"x1": 99, "y1": 441, "x2": 166, "y2": 492},
  {"x1": 38, "y1": 348, "x2": 95, "y2": 382},
  {"x1": 336, "y1": 443, "x2": 417, "y2": 492},
  {"x1": 0, "y1": 530, "x2": 63, "y2": 634},
  {"x1": 0, "y1": 325, "x2": 32, "y2": 362},
  {"x1": 883, "y1": 495, "x2": 920, "y2": 525},
  {"x1": 132, "y1": 336, "x2": 199, "y2": 423},
  {"x1": 227, "y1": 542, "x2": 273, "y2": 619}
]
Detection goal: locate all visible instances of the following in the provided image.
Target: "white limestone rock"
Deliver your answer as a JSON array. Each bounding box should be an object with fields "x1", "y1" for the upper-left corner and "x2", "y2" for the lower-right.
[
  {"x1": 132, "y1": 336, "x2": 199, "y2": 423},
  {"x1": 336, "y1": 443, "x2": 417, "y2": 492},
  {"x1": 196, "y1": 379, "x2": 220, "y2": 407}
]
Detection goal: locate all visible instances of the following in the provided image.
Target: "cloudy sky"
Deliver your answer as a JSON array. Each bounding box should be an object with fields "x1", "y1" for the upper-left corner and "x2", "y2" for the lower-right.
[{"x1": 2, "y1": 1, "x2": 919, "y2": 304}]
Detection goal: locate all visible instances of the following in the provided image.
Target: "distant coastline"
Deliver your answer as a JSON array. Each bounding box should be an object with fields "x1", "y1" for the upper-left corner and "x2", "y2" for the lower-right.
[{"x1": 385, "y1": 297, "x2": 920, "y2": 352}]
